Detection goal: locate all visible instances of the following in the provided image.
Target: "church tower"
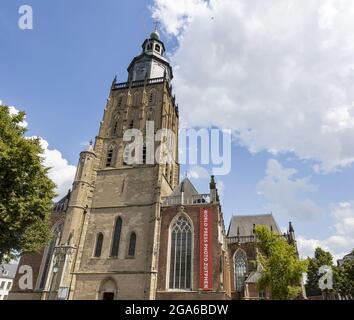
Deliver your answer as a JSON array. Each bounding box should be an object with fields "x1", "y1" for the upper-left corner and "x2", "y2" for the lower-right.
[{"x1": 48, "y1": 30, "x2": 180, "y2": 300}]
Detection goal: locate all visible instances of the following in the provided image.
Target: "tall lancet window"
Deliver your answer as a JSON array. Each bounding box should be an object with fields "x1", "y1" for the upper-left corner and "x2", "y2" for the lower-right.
[
  {"x1": 94, "y1": 233, "x2": 104, "y2": 258},
  {"x1": 127, "y1": 232, "x2": 136, "y2": 258},
  {"x1": 234, "y1": 249, "x2": 247, "y2": 293},
  {"x1": 110, "y1": 217, "x2": 122, "y2": 257},
  {"x1": 169, "y1": 215, "x2": 192, "y2": 290}
]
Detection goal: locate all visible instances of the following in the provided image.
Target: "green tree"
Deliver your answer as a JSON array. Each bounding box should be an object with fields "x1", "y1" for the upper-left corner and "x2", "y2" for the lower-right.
[
  {"x1": 305, "y1": 247, "x2": 333, "y2": 297},
  {"x1": 255, "y1": 225, "x2": 308, "y2": 300},
  {"x1": 334, "y1": 249, "x2": 354, "y2": 299},
  {"x1": 0, "y1": 105, "x2": 56, "y2": 263}
]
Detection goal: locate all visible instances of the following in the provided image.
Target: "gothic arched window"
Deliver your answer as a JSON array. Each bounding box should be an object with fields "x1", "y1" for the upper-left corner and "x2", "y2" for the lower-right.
[
  {"x1": 169, "y1": 215, "x2": 192, "y2": 290},
  {"x1": 234, "y1": 249, "x2": 247, "y2": 293},
  {"x1": 106, "y1": 146, "x2": 114, "y2": 167},
  {"x1": 94, "y1": 233, "x2": 104, "y2": 258},
  {"x1": 127, "y1": 232, "x2": 136, "y2": 258},
  {"x1": 110, "y1": 217, "x2": 122, "y2": 257}
]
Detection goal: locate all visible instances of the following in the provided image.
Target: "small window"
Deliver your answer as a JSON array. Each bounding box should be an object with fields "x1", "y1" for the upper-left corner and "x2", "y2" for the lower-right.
[
  {"x1": 6, "y1": 281, "x2": 12, "y2": 291},
  {"x1": 147, "y1": 43, "x2": 153, "y2": 51},
  {"x1": 94, "y1": 233, "x2": 104, "y2": 258},
  {"x1": 128, "y1": 232, "x2": 136, "y2": 257},
  {"x1": 106, "y1": 147, "x2": 114, "y2": 167},
  {"x1": 0, "y1": 281, "x2": 5, "y2": 289},
  {"x1": 142, "y1": 144, "x2": 147, "y2": 164},
  {"x1": 129, "y1": 120, "x2": 134, "y2": 129}
]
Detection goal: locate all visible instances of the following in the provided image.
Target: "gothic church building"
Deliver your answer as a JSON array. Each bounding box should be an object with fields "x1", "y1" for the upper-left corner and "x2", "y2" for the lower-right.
[{"x1": 10, "y1": 31, "x2": 298, "y2": 300}]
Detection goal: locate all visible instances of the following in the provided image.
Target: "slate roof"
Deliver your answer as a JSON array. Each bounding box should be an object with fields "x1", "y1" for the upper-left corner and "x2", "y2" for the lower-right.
[
  {"x1": 168, "y1": 177, "x2": 200, "y2": 198},
  {"x1": 227, "y1": 213, "x2": 281, "y2": 237}
]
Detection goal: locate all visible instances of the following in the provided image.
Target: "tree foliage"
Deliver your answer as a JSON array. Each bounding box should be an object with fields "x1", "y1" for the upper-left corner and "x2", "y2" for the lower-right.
[
  {"x1": 305, "y1": 247, "x2": 334, "y2": 297},
  {"x1": 0, "y1": 105, "x2": 56, "y2": 263},
  {"x1": 333, "y1": 249, "x2": 354, "y2": 299},
  {"x1": 255, "y1": 225, "x2": 308, "y2": 300}
]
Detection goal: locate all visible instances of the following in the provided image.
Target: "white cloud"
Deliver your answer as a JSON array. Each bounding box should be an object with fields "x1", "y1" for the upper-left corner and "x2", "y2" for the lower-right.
[
  {"x1": 297, "y1": 201, "x2": 354, "y2": 260},
  {"x1": 152, "y1": 0, "x2": 354, "y2": 172},
  {"x1": 37, "y1": 138, "x2": 76, "y2": 200},
  {"x1": 187, "y1": 165, "x2": 210, "y2": 179},
  {"x1": 257, "y1": 159, "x2": 321, "y2": 220}
]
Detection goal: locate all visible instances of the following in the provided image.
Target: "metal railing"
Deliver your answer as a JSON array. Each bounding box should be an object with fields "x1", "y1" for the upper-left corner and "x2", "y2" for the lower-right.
[
  {"x1": 227, "y1": 233, "x2": 290, "y2": 244},
  {"x1": 161, "y1": 193, "x2": 211, "y2": 206},
  {"x1": 113, "y1": 77, "x2": 165, "y2": 89}
]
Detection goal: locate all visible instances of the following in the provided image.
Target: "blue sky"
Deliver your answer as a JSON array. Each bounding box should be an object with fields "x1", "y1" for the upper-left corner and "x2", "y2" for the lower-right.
[{"x1": 1, "y1": 0, "x2": 354, "y2": 260}]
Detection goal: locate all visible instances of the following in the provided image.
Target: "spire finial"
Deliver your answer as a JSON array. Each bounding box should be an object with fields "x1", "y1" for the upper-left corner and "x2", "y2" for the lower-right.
[{"x1": 150, "y1": 21, "x2": 160, "y2": 40}]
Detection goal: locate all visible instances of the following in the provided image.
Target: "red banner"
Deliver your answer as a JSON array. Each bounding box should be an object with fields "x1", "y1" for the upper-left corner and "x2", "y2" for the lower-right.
[{"x1": 199, "y1": 207, "x2": 212, "y2": 290}]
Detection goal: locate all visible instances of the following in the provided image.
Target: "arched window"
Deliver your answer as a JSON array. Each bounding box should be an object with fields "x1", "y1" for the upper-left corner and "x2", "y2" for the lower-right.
[
  {"x1": 155, "y1": 44, "x2": 161, "y2": 53},
  {"x1": 94, "y1": 233, "x2": 104, "y2": 258},
  {"x1": 169, "y1": 215, "x2": 192, "y2": 290},
  {"x1": 99, "y1": 278, "x2": 118, "y2": 300},
  {"x1": 234, "y1": 249, "x2": 247, "y2": 293},
  {"x1": 127, "y1": 232, "x2": 136, "y2": 257},
  {"x1": 110, "y1": 217, "x2": 122, "y2": 257},
  {"x1": 106, "y1": 146, "x2": 114, "y2": 167},
  {"x1": 146, "y1": 43, "x2": 153, "y2": 51}
]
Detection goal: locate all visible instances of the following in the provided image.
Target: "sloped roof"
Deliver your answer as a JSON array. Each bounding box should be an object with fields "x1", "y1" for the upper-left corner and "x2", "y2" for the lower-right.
[
  {"x1": 227, "y1": 213, "x2": 281, "y2": 237},
  {"x1": 168, "y1": 177, "x2": 199, "y2": 198}
]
